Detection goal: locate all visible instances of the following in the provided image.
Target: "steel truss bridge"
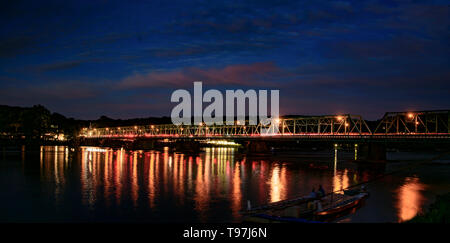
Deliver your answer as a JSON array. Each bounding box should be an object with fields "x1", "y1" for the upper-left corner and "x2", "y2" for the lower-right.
[{"x1": 79, "y1": 110, "x2": 450, "y2": 142}]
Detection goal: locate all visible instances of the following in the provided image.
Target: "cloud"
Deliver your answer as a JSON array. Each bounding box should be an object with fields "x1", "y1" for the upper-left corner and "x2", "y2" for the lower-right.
[
  {"x1": 117, "y1": 62, "x2": 281, "y2": 89},
  {"x1": 321, "y1": 36, "x2": 440, "y2": 59},
  {"x1": 146, "y1": 40, "x2": 282, "y2": 59},
  {"x1": 0, "y1": 80, "x2": 103, "y2": 101},
  {"x1": 30, "y1": 60, "x2": 85, "y2": 72},
  {"x1": 0, "y1": 36, "x2": 39, "y2": 58}
]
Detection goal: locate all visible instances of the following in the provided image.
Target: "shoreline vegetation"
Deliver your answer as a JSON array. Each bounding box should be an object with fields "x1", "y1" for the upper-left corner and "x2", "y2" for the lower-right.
[
  {"x1": 0, "y1": 104, "x2": 171, "y2": 144},
  {"x1": 406, "y1": 192, "x2": 450, "y2": 223}
]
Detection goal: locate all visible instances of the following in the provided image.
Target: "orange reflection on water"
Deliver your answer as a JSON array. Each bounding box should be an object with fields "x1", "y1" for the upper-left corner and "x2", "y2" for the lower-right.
[
  {"x1": 131, "y1": 151, "x2": 139, "y2": 207},
  {"x1": 179, "y1": 154, "x2": 185, "y2": 205},
  {"x1": 397, "y1": 177, "x2": 426, "y2": 222},
  {"x1": 173, "y1": 153, "x2": 179, "y2": 198},
  {"x1": 269, "y1": 164, "x2": 287, "y2": 203},
  {"x1": 114, "y1": 148, "x2": 124, "y2": 205},
  {"x1": 148, "y1": 152, "x2": 156, "y2": 208},
  {"x1": 333, "y1": 169, "x2": 350, "y2": 194},
  {"x1": 231, "y1": 161, "x2": 241, "y2": 219},
  {"x1": 194, "y1": 157, "x2": 209, "y2": 222},
  {"x1": 104, "y1": 150, "x2": 112, "y2": 206},
  {"x1": 40, "y1": 146, "x2": 68, "y2": 205}
]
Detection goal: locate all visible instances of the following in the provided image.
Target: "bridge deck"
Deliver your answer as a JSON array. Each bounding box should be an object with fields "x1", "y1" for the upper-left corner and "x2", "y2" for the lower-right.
[{"x1": 79, "y1": 111, "x2": 450, "y2": 142}]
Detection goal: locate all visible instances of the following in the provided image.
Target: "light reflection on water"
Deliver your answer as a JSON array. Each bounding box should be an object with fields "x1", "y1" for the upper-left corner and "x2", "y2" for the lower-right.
[
  {"x1": 31, "y1": 145, "x2": 443, "y2": 222},
  {"x1": 397, "y1": 177, "x2": 426, "y2": 222}
]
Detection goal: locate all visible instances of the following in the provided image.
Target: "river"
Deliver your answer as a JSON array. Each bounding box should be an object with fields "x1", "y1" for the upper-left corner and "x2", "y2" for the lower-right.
[{"x1": 0, "y1": 145, "x2": 449, "y2": 223}]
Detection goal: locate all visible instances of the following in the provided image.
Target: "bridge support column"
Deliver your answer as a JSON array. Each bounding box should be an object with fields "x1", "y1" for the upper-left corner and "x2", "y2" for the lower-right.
[
  {"x1": 360, "y1": 143, "x2": 386, "y2": 161},
  {"x1": 174, "y1": 140, "x2": 201, "y2": 153},
  {"x1": 244, "y1": 141, "x2": 270, "y2": 154}
]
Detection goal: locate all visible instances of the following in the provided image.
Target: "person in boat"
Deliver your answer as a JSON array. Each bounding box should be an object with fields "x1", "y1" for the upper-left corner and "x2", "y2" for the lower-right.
[
  {"x1": 307, "y1": 188, "x2": 318, "y2": 210},
  {"x1": 309, "y1": 188, "x2": 317, "y2": 199},
  {"x1": 318, "y1": 185, "x2": 325, "y2": 198}
]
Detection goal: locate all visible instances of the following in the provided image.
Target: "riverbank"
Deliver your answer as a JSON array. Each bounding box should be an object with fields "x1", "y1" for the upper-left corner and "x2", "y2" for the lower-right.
[{"x1": 406, "y1": 192, "x2": 450, "y2": 223}]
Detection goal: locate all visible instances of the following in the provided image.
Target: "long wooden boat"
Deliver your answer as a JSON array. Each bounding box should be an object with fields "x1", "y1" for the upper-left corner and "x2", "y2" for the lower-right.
[
  {"x1": 244, "y1": 214, "x2": 324, "y2": 223},
  {"x1": 240, "y1": 194, "x2": 317, "y2": 216},
  {"x1": 314, "y1": 192, "x2": 369, "y2": 220},
  {"x1": 242, "y1": 188, "x2": 369, "y2": 223}
]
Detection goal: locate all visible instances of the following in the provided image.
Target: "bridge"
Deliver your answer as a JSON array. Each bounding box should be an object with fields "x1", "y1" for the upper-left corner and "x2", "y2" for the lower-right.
[
  {"x1": 79, "y1": 110, "x2": 450, "y2": 143},
  {"x1": 78, "y1": 110, "x2": 450, "y2": 160}
]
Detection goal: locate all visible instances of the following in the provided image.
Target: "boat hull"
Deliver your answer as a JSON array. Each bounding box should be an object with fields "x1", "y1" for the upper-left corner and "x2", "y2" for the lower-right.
[
  {"x1": 242, "y1": 191, "x2": 369, "y2": 223},
  {"x1": 314, "y1": 193, "x2": 369, "y2": 220}
]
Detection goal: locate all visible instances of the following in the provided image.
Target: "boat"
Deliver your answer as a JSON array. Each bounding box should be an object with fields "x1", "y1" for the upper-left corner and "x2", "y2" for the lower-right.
[
  {"x1": 240, "y1": 194, "x2": 317, "y2": 216},
  {"x1": 244, "y1": 213, "x2": 324, "y2": 223},
  {"x1": 314, "y1": 191, "x2": 369, "y2": 220},
  {"x1": 242, "y1": 187, "x2": 369, "y2": 223}
]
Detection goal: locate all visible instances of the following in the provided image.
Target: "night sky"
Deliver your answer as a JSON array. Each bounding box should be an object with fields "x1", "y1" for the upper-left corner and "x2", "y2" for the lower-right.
[{"x1": 0, "y1": 0, "x2": 449, "y2": 120}]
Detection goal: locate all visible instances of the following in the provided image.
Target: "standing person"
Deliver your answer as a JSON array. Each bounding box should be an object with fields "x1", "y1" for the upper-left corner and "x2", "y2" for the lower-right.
[
  {"x1": 309, "y1": 188, "x2": 317, "y2": 199},
  {"x1": 318, "y1": 185, "x2": 325, "y2": 197}
]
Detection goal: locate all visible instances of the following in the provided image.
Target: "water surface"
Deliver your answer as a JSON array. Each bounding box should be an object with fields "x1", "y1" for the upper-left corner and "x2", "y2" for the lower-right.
[{"x1": 0, "y1": 146, "x2": 449, "y2": 223}]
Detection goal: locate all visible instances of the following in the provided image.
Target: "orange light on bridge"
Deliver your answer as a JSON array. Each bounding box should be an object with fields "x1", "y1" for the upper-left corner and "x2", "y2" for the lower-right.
[
  {"x1": 345, "y1": 123, "x2": 349, "y2": 127},
  {"x1": 337, "y1": 116, "x2": 343, "y2": 121},
  {"x1": 134, "y1": 126, "x2": 138, "y2": 130},
  {"x1": 407, "y1": 113, "x2": 414, "y2": 119}
]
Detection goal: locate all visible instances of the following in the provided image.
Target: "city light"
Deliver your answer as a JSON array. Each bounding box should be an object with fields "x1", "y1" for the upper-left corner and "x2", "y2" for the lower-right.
[{"x1": 205, "y1": 140, "x2": 240, "y2": 146}]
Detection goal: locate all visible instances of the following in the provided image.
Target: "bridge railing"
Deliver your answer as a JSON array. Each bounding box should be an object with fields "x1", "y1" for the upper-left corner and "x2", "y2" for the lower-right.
[
  {"x1": 79, "y1": 111, "x2": 450, "y2": 138},
  {"x1": 374, "y1": 110, "x2": 450, "y2": 134},
  {"x1": 79, "y1": 114, "x2": 375, "y2": 138}
]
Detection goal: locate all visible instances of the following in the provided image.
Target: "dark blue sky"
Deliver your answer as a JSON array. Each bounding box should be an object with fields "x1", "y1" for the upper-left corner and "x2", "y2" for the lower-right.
[{"x1": 0, "y1": 0, "x2": 449, "y2": 120}]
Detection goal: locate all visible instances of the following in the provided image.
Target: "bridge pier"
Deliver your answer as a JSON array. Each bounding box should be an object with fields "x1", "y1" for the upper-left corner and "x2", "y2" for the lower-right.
[
  {"x1": 174, "y1": 140, "x2": 201, "y2": 153},
  {"x1": 359, "y1": 143, "x2": 386, "y2": 161},
  {"x1": 244, "y1": 140, "x2": 270, "y2": 154}
]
